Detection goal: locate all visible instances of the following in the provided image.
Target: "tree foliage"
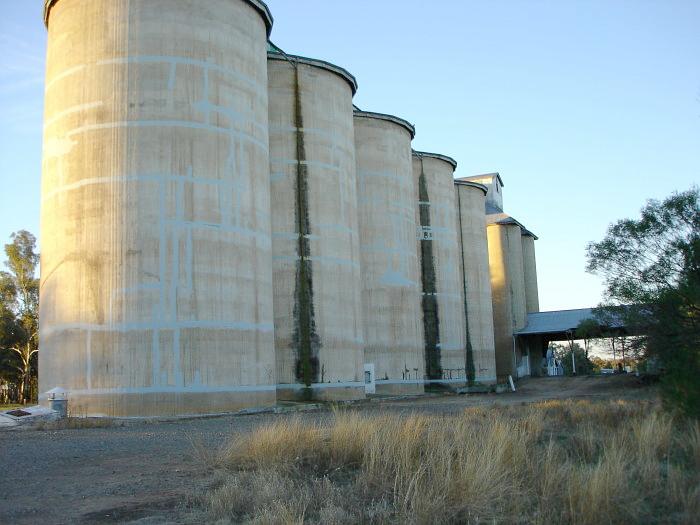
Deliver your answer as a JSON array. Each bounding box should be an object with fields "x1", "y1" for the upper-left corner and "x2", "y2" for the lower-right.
[
  {"x1": 0, "y1": 230, "x2": 39, "y2": 403},
  {"x1": 586, "y1": 188, "x2": 700, "y2": 417},
  {"x1": 551, "y1": 342, "x2": 595, "y2": 376},
  {"x1": 575, "y1": 318, "x2": 602, "y2": 358}
]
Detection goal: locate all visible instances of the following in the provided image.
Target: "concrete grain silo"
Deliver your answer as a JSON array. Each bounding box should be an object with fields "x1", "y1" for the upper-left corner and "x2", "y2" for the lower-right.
[
  {"x1": 40, "y1": 0, "x2": 276, "y2": 416},
  {"x1": 268, "y1": 50, "x2": 365, "y2": 400},
  {"x1": 521, "y1": 231, "x2": 540, "y2": 313},
  {"x1": 413, "y1": 152, "x2": 467, "y2": 386},
  {"x1": 454, "y1": 180, "x2": 497, "y2": 384},
  {"x1": 354, "y1": 111, "x2": 424, "y2": 395},
  {"x1": 487, "y1": 218, "x2": 528, "y2": 380}
]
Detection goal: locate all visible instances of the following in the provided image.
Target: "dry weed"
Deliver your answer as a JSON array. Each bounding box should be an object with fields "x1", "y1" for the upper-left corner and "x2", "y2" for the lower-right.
[{"x1": 199, "y1": 400, "x2": 697, "y2": 524}]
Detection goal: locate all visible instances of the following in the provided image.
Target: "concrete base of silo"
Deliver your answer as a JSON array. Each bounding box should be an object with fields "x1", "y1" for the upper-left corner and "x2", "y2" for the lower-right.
[
  {"x1": 373, "y1": 382, "x2": 425, "y2": 396},
  {"x1": 276, "y1": 384, "x2": 365, "y2": 402},
  {"x1": 47, "y1": 391, "x2": 277, "y2": 418}
]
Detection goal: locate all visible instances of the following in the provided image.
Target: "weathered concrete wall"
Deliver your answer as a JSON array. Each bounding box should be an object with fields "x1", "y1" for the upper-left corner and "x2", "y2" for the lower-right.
[
  {"x1": 454, "y1": 182, "x2": 497, "y2": 384},
  {"x1": 413, "y1": 153, "x2": 467, "y2": 386},
  {"x1": 39, "y1": 0, "x2": 276, "y2": 416},
  {"x1": 268, "y1": 55, "x2": 364, "y2": 401},
  {"x1": 487, "y1": 223, "x2": 528, "y2": 380},
  {"x1": 521, "y1": 233, "x2": 540, "y2": 313},
  {"x1": 354, "y1": 112, "x2": 424, "y2": 395}
]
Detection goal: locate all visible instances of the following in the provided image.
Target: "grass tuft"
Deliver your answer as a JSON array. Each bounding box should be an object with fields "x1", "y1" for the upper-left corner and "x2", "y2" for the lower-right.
[{"x1": 196, "y1": 400, "x2": 697, "y2": 524}]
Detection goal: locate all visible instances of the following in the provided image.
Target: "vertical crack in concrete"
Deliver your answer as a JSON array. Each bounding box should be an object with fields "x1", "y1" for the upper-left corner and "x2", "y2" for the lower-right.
[
  {"x1": 418, "y1": 157, "x2": 442, "y2": 380},
  {"x1": 291, "y1": 64, "x2": 320, "y2": 396},
  {"x1": 456, "y1": 188, "x2": 476, "y2": 385}
]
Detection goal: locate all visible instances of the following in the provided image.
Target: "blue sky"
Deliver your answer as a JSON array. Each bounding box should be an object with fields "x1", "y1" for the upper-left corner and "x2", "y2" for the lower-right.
[{"x1": 0, "y1": 0, "x2": 698, "y2": 311}]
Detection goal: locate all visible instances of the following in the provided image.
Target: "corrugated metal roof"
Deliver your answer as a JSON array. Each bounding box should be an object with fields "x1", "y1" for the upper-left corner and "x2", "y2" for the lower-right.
[{"x1": 516, "y1": 308, "x2": 624, "y2": 335}]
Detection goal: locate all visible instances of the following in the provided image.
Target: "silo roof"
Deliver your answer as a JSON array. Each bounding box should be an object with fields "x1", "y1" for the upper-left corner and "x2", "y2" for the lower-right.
[
  {"x1": 454, "y1": 180, "x2": 488, "y2": 196},
  {"x1": 43, "y1": 0, "x2": 275, "y2": 36},
  {"x1": 267, "y1": 47, "x2": 358, "y2": 95},
  {"x1": 486, "y1": 212, "x2": 538, "y2": 239},
  {"x1": 353, "y1": 110, "x2": 416, "y2": 139},
  {"x1": 413, "y1": 150, "x2": 458, "y2": 170}
]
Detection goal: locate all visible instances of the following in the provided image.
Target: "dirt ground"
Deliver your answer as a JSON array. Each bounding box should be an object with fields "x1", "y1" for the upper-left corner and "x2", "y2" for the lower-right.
[{"x1": 0, "y1": 375, "x2": 654, "y2": 524}]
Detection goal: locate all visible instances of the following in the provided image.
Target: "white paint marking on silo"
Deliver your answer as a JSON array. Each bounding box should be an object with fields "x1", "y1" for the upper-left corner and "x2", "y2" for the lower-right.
[
  {"x1": 42, "y1": 321, "x2": 274, "y2": 339},
  {"x1": 152, "y1": 328, "x2": 161, "y2": 387},
  {"x1": 86, "y1": 330, "x2": 92, "y2": 390},
  {"x1": 44, "y1": 63, "x2": 86, "y2": 93},
  {"x1": 173, "y1": 328, "x2": 183, "y2": 388},
  {"x1": 68, "y1": 383, "x2": 278, "y2": 397},
  {"x1": 378, "y1": 270, "x2": 415, "y2": 287},
  {"x1": 64, "y1": 121, "x2": 269, "y2": 153},
  {"x1": 170, "y1": 228, "x2": 179, "y2": 323},
  {"x1": 185, "y1": 228, "x2": 193, "y2": 292},
  {"x1": 43, "y1": 137, "x2": 76, "y2": 159},
  {"x1": 158, "y1": 179, "x2": 167, "y2": 325},
  {"x1": 43, "y1": 101, "x2": 104, "y2": 130},
  {"x1": 167, "y1": 62, "x2": 177, "y2": 92},
  {"x1": 315, "y1": 223, "x2": 353, "y2": 234},
  {"x1": 270, "y1": 171, "x2": 287, "y2": 182}
]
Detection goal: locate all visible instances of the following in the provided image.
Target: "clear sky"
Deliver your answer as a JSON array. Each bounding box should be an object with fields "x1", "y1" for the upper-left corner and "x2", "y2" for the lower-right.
[{"x1": 0, "y1": 0, "x2": 698, "y2": 311}]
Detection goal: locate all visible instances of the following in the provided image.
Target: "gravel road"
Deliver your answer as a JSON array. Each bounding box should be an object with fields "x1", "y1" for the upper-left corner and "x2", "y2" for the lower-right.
[{"x1": 0, "y1": 375, "x2": 651, "y2": 524}]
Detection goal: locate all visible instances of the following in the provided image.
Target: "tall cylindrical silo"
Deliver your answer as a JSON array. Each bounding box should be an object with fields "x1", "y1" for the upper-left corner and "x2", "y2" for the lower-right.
[
  {"x1": 268, "y1": 52, "x2": 364, "y2": 401},
  {"x1": 412, "y1": 152, "x2": 467, "y2": 386},
  {"x1": 521, "y1": 232, "x2": 540, "y2": 313},
  {"x1": 487, "y1": 221, "x2": 528, "y2": 380},
  {"x1": 40, "y1": 0, "x2": 275, "y2": 416},
  {"x1": 354, "y1": 111, "x2": 424, "y2": 395},
  {"x1": 454, "y1": 181, "x2": 497, "y2": 385}
]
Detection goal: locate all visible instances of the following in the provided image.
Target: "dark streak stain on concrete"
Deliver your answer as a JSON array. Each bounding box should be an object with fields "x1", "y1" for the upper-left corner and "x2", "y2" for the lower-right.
[
  {"x1": 418, "y1": 157, "x2": 442, "y2": 380},
  {"x1": 291, "y1": 64, "x2": 321, "y2": 396}
]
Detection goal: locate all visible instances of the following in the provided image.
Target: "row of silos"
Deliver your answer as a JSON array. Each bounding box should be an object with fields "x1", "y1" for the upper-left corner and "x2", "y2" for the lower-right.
[
  {"x1": 40, "y1": 0, "x2": 520, "y2": 415},
  {"x1": 462, "y1": 173, "x2": 539, "y2": 381}
]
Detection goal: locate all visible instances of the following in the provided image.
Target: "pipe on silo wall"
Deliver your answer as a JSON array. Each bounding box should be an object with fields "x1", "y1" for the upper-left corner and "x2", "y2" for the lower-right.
[
  {"x1": 487, "y1": 223, "x2": 528, "y2": 380},
  {"x1": 268, "y1": 53, "x2": 365, "y2": 401},
  {"x1": 413, "y1": 152, "x2": 468, "y2": 387},
  {"x1": 39, "y1": 0, "x2": 275, "y2": 416},
  {"x1": 455, "y1": 182, "x2": 497, "y2": 385},
  {"x1": 354, "y1": 112, "x2": 424, "y2": 395},
  {"x1": 521, "y1": 233, "x2": 540, "y2": 313}
]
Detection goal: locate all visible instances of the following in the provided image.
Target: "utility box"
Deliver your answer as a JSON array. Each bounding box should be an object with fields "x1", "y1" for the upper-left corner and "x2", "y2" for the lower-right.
[
  {"x1": 45, "y1": 387, "x2": 68, "y2": 418},
  {"x1": 363, "y1": 364, "x2": 376, "y2": 395}
]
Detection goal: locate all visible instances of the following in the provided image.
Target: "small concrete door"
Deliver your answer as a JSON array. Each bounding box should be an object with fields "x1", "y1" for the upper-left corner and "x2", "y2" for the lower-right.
[{"x1": 363, "y1": 363, "x2": 376, "y2": 394}]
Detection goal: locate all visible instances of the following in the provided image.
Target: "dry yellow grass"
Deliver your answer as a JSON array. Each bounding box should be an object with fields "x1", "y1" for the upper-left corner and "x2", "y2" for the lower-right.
[{"x1": 197, "y1": 400, "x2": 698, "y2": 524}]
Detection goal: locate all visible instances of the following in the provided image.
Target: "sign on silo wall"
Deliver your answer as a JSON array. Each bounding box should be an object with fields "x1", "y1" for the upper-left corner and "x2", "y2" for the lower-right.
[
  {"x1": 39, "y1": 0, "x2": 276, "y2": 416},
  {"x1": 354, "y1": 112, "x2": 424, "y2": 395},
  {"x1": 268, "y1": 54, "x2": 365, "y2": 401},
  {"x1": 413, "y1": 152, "x2": 467, "y2": 387}
]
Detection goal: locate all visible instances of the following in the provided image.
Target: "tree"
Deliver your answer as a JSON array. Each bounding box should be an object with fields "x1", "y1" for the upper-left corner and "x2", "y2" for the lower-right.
[
  {"x1": 551, "y1": 342, "x2": 595, "y2": 376},
  {"x1": 587, "y1": 188, "x2": 700, "y2": 417},
  {"x1": 0, "y1": 231, "x2": 39, "y2": 403},
  {"x1": 575, "y1": 318, "x2": 602, "y2": 358}
]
